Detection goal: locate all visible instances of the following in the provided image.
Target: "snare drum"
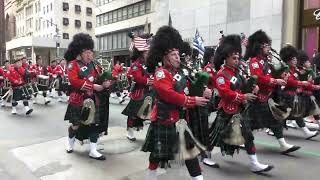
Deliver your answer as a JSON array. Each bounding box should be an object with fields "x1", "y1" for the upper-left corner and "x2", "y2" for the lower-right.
[
  {"x1": 62, "y1": 75, "x2": 70, "y2": 85},
  {"x1": 37, "y1": 75, "x2": 50, "y2": 87},
  {"x1": 4, "y1": 79, "x2": 11, "y2": 90}
]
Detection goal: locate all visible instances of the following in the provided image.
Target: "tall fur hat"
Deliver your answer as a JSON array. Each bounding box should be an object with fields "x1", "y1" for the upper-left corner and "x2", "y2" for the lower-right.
[
  {"x1": 244, "y1": 30, "x2": 271, "y2": 60},
  {"x1": 279, "y1": 45, "x2": 298, "y2": 63},
  {"x1": 146, "y1": 26, "x2": 183, "y2": 73},
  {"x1": 297, "y1": 50, "x2": 310, "y2": 67},
  {"x1": 64, "y1": 33, "x2": 94, "y2": 62},
  {"x1": 214, "y1": 34, "x2": 242, "y2": 70}
]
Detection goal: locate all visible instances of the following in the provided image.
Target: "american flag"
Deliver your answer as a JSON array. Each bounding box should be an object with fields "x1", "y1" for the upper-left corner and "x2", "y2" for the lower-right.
[
  {"x1": 192, "y1": 29, "x2": 205, "y2": 58},
  {"x1": 240, "y1": 33, "x2": 248, "y2": 46},
  {"x1": 129, "y1": 36, "x2": 150, "y2": 52}
]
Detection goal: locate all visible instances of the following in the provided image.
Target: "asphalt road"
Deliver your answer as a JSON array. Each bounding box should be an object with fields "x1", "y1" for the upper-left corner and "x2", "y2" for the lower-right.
[{"x1": 0, "y1": 95, "x2": 319, "y2": 180}]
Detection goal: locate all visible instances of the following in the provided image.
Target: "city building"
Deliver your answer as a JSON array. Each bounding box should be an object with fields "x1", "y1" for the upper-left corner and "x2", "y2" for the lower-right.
[
  {"x1": 95, "y1": 0, "x2": 153, "y2": 66},
  {"x1": 5, "y1": 0, "x2": 96, "y2": 65},
  {"x1": 0, "y1": 0, "x2": 5, "y2": 65}
]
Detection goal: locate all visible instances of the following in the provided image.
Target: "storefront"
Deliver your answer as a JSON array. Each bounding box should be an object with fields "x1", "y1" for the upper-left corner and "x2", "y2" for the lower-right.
[{"x1": 300, "y1": 0, "x2": 320, "y2": 58}]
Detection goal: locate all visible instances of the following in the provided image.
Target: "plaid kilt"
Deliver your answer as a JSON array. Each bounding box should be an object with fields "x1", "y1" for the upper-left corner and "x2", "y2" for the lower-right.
[
  {"x1": 141, "y1": 123, "x2": 178, "y2": 161},
  {"x1": 281, "y1": 94, "x2": 316, "y2": 118},
  {"x1": 209, "y1": 110, "x2": 247, "y2": 156},
  {"x1": 37, "y1": 84, "x2": 48, "y2": 91},
  {"x1": 244, "y1": 101, "x2": 282, "y2": 130},
  {"x1": 122, "y1": 98, "x2": 144, "y2": 117},
  {"x1": 64, "y1": 93, "x2": 110, "y2": 133},
  {"x1": 12, "y1": 87, "x2": 29, "y2": 101},
  {"x1": 189, "y1": 107, "x2": 210, "y2": 147}
]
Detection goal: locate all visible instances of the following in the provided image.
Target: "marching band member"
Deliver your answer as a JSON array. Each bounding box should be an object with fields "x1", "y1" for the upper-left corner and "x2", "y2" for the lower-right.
[
  {"x1": 54, "y1": 59, "x2": 68, "y2": 102},
  {"x1": 30, "y1": 55, "x2": 51, "y2": 105},
  {"x1": 122, "y1": 32, "x2": 154, "y2": 141},
  {"x1": 64, "y1": 33, "x2": 111, "y2": 160},
  {"x1": 209, "y1": 34, "x2": 273, "y2": 173},
  {"x1": 312, "y1": 53, "x2": 320, "y2": 126},
  {"x1": 279, "y1": 45, "x2": 319, "y2": 139},
  {"x1": 47, "y1": 60, "x2": 57, "y2": 97},
  {"x1": 142, "y1": 26, "x2": 207, "y2": 180},
  {"x1": 1, "y1": 60, "x2": 11, "y2": 107},
  {"x1": 244, "y1": 30, "x2": 300, "y2": 154},
  {"x1": 6, "y1": 58, "x2": 33, "y2": 115},
  {"x1": 111, "y1": 60, "x2": 126, "y2": 104}
]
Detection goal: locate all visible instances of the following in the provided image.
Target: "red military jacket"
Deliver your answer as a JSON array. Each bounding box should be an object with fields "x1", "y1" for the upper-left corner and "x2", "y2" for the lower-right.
[
  {"x1": 150, "y1": 67, "x2": 196, "y2": 125},
  {"x1": 67, "y1": 60, "x2": 102, "y2": 106},
  {"x1": 0, "y1": 67, "x2": 4, "y2": 81},
  {"x1": 285, "y1": 67, "x2": 316, "y2": 96},
  {"x1": 54, "y1": 65, "x2": 66, "y2": 78},
  {"x1": 112, "y1": 64, "x2": 123, "y2": 79},
  {"x1": 30, "y1": 64, "x2": 48, "y2": 76},
  {"x1": 203, "y1": 63, "x2": 216, "y2": 89},
  {"x1": 6, "y1": 66, "x2": 26, "y2": 87},
  {"x1": 215, "y1": 66, "x2": 246, "y2": 114},
  {"x1": 127, "y1": 59, "x2": 149, "y2": 100},
  {"x1": 249, "y1": 56, "x2": 277, "y2": 102}
]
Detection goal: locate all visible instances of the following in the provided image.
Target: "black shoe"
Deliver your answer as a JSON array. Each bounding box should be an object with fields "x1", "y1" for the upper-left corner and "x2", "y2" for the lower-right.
[
  {"x1": 281, "y1": 145, "x2": 300, "y2": 154},
  {"x1": 306, "y1": 132, "x2": 319, "y2": 140},
  {"x1": 66, "y1": 149, "x2": 73, "y2": 153},
  {"x1": 126, "y1": 136, "x2": 136, "y2": 141},
  {"x1": 26, "y1": 109, "x2": 33, "y2": 115},
  {"x1": 89, "y1": 155, "x2": 106, "y2": 161},
  {"x1": 45, "y1": 100, "x2": 51, "y2": 105},
  {"x1": 253, "y1": 165, "x2": 274, "y2": 174},
  {"x1": 203, "y1": 161, "x2": 220, "y2": 168}
]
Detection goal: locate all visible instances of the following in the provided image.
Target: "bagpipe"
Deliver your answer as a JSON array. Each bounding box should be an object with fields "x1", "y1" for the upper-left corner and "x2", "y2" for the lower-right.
[
  {"x1": 265, "y1": 48, "x2": 292, "y2": 121},
  {"x1": 80, "y1": 61, "x2": 113, "y2": 125}
]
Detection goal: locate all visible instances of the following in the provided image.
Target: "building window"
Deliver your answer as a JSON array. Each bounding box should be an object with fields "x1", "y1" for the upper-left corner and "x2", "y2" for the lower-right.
[
  {"x1": 63, "y1": 33, "x2": 69, "y2": 39},
  {"x1": 133, "y1": 4, "x2": 139, "y2": 17},
  {"x1": 122, "y1": 7, "x2": 128, "y2": 20},
  {"x1": 103, "y1": 14, "x2": 108, "y2": 25},
  {"x1": 50, "y1": 3, "x2": 52, "y2": 11},
  {"x1": 108, "y1": 12, "x2": 112, "y2": 24},
  {"x1": 86, "y1": 7, "x2": 92, "y2": 15},
  {"x1": 47, "y1": 5, "x2": 49, "y2": 13},
  {"x1": 117, "y1": 9, "x2": 122, "y2": 21},
  {"x1": 75, "y1": 20, "x2": 81, "y2": 28},
  {"x1": 127, "y1": 6, "x2": 133, "y2": 19},
  {"x1": 63, "y1": 18, "x2": 69, "y2": 25},
  {"x1": 75, "y1": 5, "x2": 81, "y2": 13},
  {"x1": 112, "y1": 11, "x2": 117, "y2": 23},
  {"x1": 43, "y1": 7, "x2": 45, "y2": 14},
  {"x1": 63, "y1": 2, "x2": 69, "y2": 11},
  {"x1": 86, "y1": 21, "x2": 92, "y2": 29},
  {"x1": 139, "y1": 2, "x2": 145, "y2": 16}
]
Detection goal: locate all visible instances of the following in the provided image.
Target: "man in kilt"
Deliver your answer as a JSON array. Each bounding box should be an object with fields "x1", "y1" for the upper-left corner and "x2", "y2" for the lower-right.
[
  {"x1": 312, "y1": 53, "x2": 320, "y2": 127},
  {"x1": 244, "y1": 30, "x2": 300, "y2": 154},
  {"x1": 54, "y1": 59, "x2": 68, "y2": 102},
  {"x1": 184, "y1": 44, "x2": 220, "y2": 168},
  {"x1": 279, "y1": 45, "x2": 319, "y2": 139},
  {"x1": 64, "y1": 33, "x2": 112, "y2": 160},
  {"x1": 111, "y1": 60, "x2": 127, "y2": 104},
  {"x1": 30, "y1": 55, "x2": 51, "y2": 105},
  {"x1": 47, "y1": 59, "x2": 57, "y2": 98},
  {"x1": 122, "y1": 32, "x2": 154, "y2": 141},
  {"x1": 1, "y1": 60, "x2": 11, "y2": 107},
  {"x1": 142, "y1": 26, "x2": 209, "y2": 180},
  {"x1": 6, "y1": 58, "x2": 33, "y2": 115},
  {"x1": 209, "y1": 34, "x2": 273, "y2": 173}
]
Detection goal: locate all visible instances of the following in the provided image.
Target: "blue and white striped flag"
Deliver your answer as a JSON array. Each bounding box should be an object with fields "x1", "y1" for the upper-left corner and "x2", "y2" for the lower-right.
[{"x1": 192, "y1": 29, "x2": 205, "y2": 58}]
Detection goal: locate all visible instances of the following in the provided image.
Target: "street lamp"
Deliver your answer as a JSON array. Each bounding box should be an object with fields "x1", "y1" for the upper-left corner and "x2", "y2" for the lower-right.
[{"x1": 39, "y1": 17, "x2": 60, "y2": 58}]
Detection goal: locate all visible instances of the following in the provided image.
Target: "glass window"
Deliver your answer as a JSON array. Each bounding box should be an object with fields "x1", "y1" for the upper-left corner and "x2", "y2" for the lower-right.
[
  {"x1": 121, "y1": 32, "x2": 127, "y2": 48},
  {"x1": 112, "y1": 34, "x2": 117, "y2": 49},
  {"x1": 133, "y1": 4, "x2": 139, "y2": 17},
  {"x1": 96, "y1": 16, "x2": 100, "y2": 26},
  {"x1": 146, "y1": 0, "x2": 151, "y2": 13},
  {"x1": 103, "y1": 36, "x2": 108, "y2": 50},
  {"x1": 118, "y1": 9, "x2": 123, "y2": 21},
  {"x1": 107, "y1": 35, "x2": 112, "y2": 50},
  {"x1": 139, "y1": 2, "x2": 145, "y2": 15},
  {"x1": 117, "y1": 33, "x2": 121, "y2": 49},
  {"x1": 99, "y1": 37, "x2": 103, "y2": 51},
  {"x1": 113, "y1": 11, "x2": 117, "y2": 23},
  {"x1": 108, "y1": 12, "x2": 113, "y2": 24},
  {"x1": 122, "y1": 7, "x2": 128, "y2": 20},
  {"x1": 103, "y1": 13, "x2": 108, "y2": 25},
  {"x1": 128, "y1": 6, "x2": 133, "y2": 18},
  {"x1": 47, "y1": 5, "x2": 49, "y2": 13},
  {"x1": 50, "y1": 3, "x2": 52, "y2": 11}
]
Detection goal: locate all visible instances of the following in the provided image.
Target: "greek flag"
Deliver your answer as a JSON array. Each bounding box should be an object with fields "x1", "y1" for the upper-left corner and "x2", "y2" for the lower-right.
[{"x1": 192, "y1": 29, "x2": 205, "y2": 58}]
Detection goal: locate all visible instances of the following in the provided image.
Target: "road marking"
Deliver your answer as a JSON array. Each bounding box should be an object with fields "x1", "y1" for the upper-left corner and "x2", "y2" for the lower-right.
[{"x1": 255, "y1": 140, "x2": 320, "y2": 158}]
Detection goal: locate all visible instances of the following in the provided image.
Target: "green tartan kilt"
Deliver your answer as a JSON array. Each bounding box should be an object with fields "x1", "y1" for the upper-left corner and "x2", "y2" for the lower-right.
[
  {"x1": 122, "y1": 90, "x2": 155, "y2": 118},
  {"x1": 141, "y1": 123, "x2": 178, "y2": 161},
  {"x1": 209, "y1": 110, "x2": 241, "y2": 156},
  {"x1": 281, "y1": 94, "x2": 315, "y2": 118}
]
